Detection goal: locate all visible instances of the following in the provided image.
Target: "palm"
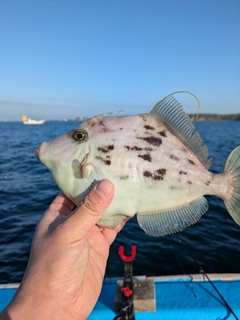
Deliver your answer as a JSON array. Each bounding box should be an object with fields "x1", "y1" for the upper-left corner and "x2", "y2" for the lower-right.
[{"x1": 33, "y1": 191, "x2": 125, "y2": 318}]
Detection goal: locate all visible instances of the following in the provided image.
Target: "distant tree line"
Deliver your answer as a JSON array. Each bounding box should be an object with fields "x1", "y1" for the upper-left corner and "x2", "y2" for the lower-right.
[
  {"x1": 67, "y1": 117, "x2": 89, "y2": 122},
  {"x1": 188, "y1": 113, "x2": 240, "y2": 121}
]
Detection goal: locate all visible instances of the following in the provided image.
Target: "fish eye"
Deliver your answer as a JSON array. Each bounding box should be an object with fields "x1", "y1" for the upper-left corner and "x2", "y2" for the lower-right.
[{"x1": 73, "y1": 129, "x2": 88, "y2": 142}]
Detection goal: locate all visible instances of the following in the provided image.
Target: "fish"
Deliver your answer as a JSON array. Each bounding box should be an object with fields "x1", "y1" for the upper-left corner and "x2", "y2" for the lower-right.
[{"x1": 35, "y1": 93, "x2": 240, "y2": 236}]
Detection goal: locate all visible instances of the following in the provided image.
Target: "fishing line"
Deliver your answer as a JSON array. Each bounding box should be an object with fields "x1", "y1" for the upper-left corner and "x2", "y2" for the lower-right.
[
  {"x1": 4, "y1": 155, "x2": 34, "y2": 178},
  {"x1": 161, "y1": 91, "x2": 201, "y2": 120},
  {"x1": 172, "y1": 248, "x2": 199, "y2": 298},
  {"x1": 177, "y1": 234, "x2": 239, "y2": 320}
]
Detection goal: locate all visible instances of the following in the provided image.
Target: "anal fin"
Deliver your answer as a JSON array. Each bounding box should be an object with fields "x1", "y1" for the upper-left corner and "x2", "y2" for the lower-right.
[{"x1": 137, "y1": 197, "x2": 208, "y2": 236}]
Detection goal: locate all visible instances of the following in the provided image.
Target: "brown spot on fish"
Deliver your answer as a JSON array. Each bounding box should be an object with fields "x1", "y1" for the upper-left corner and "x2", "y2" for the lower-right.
[
  {"x1": 143, "y1": 168, "x2": 166, "y2": 180},
  {"x1": 170, "y1": 154, "x2": 180, "y2": 161},
  {"x1": 179, "y1": 171, "x2": 187, "y2": 175},
  {"x1": 145, "y1": 147, "x2": 153, "y2": 151},
  {"x1": 125, "y1": 145, "x2": 143, "y2": 151},
  {"x1": 125, "y1": 145, "x2": 154, "y2": 153},
  {"x1": 120, "y1": 175, "x2": 129, "y2": 180},
  {"x1": 205, "y1": 174, "x2": 214, "y2": 185},
  {"x1": 154, "y1": 176, "x2": 164, "y2": 181},
  {"x1": 156, "y1": 169, "x2": 166, "y2": 175},
  {"x1": 153, "y1": 171, "x2": 165, "y2": 180},
  {"x1": 204, "y1": 180, "x2": 212, "y2": 186},
  {"x1": 188, "y1": 160, "x2": 195, "y2": 165},
  {"x1": 138, "y1": 154, "x2": 152, "y2": 162},
  {"x1": 97, "y1": 145, "x2": 114, "y2": 153},
  {"x1": 95, "y1": 156, "x2": 111, "y2": 165},
  {"x1": 102, "y1": 128, "x2": 114, "y2": 133},
  {"x1": 120, "y1": 128, "x2": 123, "y2": 130},
  {"x1": 144, "y1": 125, "x2": 155, "y2": 130},
  {"x1": 158, "y1": 130, "x2": 167, "y2": 137},
  {"x1": 99, "y1": 120, "x2": 104, "y2": 126},
  {"x1": 187, "y1": 181, "x2": 192, "y2": 184},
  {"x1": 143, "y1": 171, "x2": 152, "y2": 178},
  {"x1": 138, "y1": 136, "x2": 162, "y2": 147}
]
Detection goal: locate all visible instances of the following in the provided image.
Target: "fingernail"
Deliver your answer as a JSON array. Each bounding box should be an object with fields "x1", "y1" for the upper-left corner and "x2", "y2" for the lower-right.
[{"x1": 95, "y1": 179, "x2": 114, "y2": 198}]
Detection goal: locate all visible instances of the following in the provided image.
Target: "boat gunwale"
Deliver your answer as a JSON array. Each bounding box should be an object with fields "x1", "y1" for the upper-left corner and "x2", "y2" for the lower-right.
[{"x1": 1, "y1": 273, "x2": 240, "y2": 289}]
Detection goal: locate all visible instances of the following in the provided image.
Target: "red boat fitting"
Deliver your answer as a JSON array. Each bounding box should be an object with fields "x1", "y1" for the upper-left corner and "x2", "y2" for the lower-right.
[{"x1": 118, "y1": 245, "x2": 136, "y2": 262}]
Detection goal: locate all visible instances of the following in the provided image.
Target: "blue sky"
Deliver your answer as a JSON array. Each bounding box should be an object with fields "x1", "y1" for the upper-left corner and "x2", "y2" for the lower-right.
[{"x1": 1, "y1": 0, "x2": 240, "y2": 120}]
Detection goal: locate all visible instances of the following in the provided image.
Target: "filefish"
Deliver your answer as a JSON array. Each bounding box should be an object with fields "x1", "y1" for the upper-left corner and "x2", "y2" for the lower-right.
[{"x1": 35, "y1": 94, "x2": 240, "y2": 236}]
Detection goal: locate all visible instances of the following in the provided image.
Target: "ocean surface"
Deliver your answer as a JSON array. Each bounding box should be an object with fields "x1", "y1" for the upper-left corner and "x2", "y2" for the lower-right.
[{"x1": 0, "y1": 120, "x2": 240, "y2": 284}]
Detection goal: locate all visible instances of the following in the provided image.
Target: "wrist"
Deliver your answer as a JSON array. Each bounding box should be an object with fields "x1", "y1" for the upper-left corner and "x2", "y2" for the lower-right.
[{"x1": 1, "y1": 283, "x2": 71, "y2": 320}]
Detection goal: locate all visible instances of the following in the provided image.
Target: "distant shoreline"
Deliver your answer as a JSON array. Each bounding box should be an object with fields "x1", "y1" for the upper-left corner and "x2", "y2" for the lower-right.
[
  {"x1": 67, "y1": 114, "x2": 240, "y2": 122},
  {"x1": 1, "y1": 113, "x2": 240, "y2": 122},
  {"x1": 188, "y1": 113, "x2": 240, "y2": 121}
]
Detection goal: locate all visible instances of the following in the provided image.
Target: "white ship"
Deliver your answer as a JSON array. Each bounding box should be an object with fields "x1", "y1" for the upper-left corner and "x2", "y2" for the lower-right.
[{"x1": 22, "y1": 115, "x2": 45, "y2": 125}]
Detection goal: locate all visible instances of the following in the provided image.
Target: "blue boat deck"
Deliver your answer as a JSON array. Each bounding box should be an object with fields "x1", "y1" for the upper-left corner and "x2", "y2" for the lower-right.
[{"x1": 1, "y1": 274, "x2": 240, "y2": 319}]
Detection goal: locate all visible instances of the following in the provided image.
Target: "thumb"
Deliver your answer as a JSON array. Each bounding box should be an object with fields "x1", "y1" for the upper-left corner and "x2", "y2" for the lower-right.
[{"x1": 65, "y1": 179, "x2": 114, "y2": 236}]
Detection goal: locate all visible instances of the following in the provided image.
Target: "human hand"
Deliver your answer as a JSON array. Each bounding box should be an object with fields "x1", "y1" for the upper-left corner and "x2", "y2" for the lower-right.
[{"x1": 1, "y1": 180, "x2": 126, "y2": 320}]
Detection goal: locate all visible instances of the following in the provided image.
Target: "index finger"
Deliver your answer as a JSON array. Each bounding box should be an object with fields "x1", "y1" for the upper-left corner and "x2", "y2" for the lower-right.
[{"x1": 50, "y1": 192, "x2": 76, "y2": 215}]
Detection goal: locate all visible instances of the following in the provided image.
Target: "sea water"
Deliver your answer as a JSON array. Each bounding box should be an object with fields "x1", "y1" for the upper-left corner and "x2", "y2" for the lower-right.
[{"x1": 0, "y1": 121, "x2": 240, "y2": 283}]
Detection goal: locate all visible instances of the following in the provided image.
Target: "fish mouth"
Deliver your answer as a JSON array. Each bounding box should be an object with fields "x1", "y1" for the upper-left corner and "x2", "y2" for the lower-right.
[
  {"x1": 35, "y1": 147, "x2": 40, "y2": 159},
  {"x1": 35, "y1": 142, "x2": 46, "y2": 160}
]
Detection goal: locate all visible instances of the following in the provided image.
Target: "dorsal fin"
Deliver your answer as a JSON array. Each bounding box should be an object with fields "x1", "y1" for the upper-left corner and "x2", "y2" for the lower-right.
[{"x1": 150, "y1": 92, "x2": 212, "y2": 169}]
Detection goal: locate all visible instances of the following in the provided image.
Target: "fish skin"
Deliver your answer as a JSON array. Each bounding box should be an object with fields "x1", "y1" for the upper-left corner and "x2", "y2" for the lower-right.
[{"x1": 36, "y1": 95, "x2": 240, "y2": 236}]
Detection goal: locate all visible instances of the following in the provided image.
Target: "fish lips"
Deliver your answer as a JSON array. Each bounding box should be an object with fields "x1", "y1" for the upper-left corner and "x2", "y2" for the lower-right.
[
  {"x1": 35, "y1": 142, "x2": 46, "y2": 161},
  {"x1": 35, "y1": 146, "x2": 40, "y2": 159},
  {"x1": 34, "y1": 142, "x2": 50, "y2": 166}
]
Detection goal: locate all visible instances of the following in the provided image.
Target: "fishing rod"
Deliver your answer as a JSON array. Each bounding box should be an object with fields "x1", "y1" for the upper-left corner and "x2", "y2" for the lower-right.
[{"x1": 176, "y1": 234, "x2": 239, "y2": 320}]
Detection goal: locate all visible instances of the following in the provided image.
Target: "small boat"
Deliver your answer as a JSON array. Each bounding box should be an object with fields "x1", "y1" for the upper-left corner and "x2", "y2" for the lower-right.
[
  {"x1": 1, "y1": 246, "x2": 239, "y2": 319},
  {"x1": 22, "y1": 115, "x2": 45, "y2": 125},
  {"x1": 1, "y1": 274, "x2": 240, "y2": 319}
]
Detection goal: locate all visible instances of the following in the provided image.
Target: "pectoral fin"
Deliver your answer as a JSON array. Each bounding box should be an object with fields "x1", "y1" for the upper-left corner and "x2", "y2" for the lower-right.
[
  {"x1": 82, "y1": 163, "x2": 95, "y2": 179},
  {"x1": 80, "y1": 153, "x2": 95, "y2": 179},
  {"x1": 137, "y1": 197, "x2": 208, "y2": 236}
]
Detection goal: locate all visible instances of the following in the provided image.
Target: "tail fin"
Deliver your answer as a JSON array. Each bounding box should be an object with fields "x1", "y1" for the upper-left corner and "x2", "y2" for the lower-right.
[{"x1": 224, "y1": 146, "x2": 240, "y2": 225}]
